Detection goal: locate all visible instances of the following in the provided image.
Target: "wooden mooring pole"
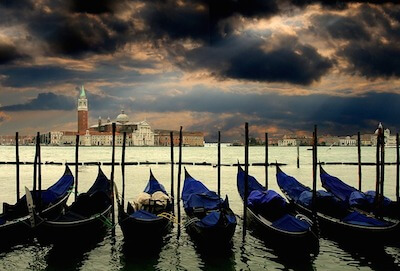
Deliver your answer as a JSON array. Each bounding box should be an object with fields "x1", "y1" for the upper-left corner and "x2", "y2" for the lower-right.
[
  {"x1": 111, "y1": 123, "x2": 116, "y2": 236},
  {"x1": 297, "y1": 140, "x2": 300, "y2": 169},
  {"x1": 375, "y1": 125, "x2": 381, "y2": 204},
  {"x1": 312, "y1": 126, "x2": 317, "y2": 219},
  {"x1": 217, "y1": 131, "x2": 221, "y2": 197},
  {"x1": 37, "y1": 132, "x2": 42, "y2": 213},
  {"x1": 170, "y1": 131, "x2": 174, "y2": 214},
  {"x1": 121, "y1": 132, "x2": 127, "y2": 209},
  {"x1": 265, "y1": 133, "x2": 268, "y2": 189},
  {"x1": 243, "y1": 122, "x2": 249, "y2": 241},
  {"x1": 75, "y1": 134, "x2": 79, "y2": 201},
  {"x1": 177, "y1": 126, "x2": 183, "y2": 237},
  {"x1": 15, "y1": 132, "x2": 20, "y2": 201},
  {"x1": 380, "y1": 129, "x2": 385, "y2": 209},
  {"x1": 357, "y1": 132, "x2": 362, "y2": 191},
  {"x1": 397, "y1": 133, "x2": 399, "y2": 203}
]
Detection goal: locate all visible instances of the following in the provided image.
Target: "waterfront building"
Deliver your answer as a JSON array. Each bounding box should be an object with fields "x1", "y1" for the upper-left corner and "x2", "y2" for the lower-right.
[{"x1": 154, "y1": 129, "x2": 204, "y2": 147}]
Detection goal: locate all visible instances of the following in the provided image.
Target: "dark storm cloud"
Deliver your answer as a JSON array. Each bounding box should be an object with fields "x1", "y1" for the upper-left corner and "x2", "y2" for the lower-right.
[
  {"x1": 128, "y1": 87, "x2": 400, "y2": 135},
  {"x1": 173, "y1": 35, "x2": 333, "y2": 85},
  {"x1": 311, "y1": 14, "x2": 370, "y2": 41},
  {"x1": 0, "y1": 43, "x2": 26, "y2": 65},
  {"x1": 0, "y1": 92, "x2": 75, "y2": 111},
  {"x1": 312, "y1": 4, "x2": 400, "y2": 79},
  {"x1": 70, "y1": 0, "x2": 121, "y2": 14}
]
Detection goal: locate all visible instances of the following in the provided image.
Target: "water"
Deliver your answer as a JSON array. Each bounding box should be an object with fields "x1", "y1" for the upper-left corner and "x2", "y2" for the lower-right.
[{"x1": 0, "y1": 146, "x2": 399, "y2": 271}]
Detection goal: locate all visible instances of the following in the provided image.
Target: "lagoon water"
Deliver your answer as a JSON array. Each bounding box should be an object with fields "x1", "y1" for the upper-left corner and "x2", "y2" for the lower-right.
[{"x1": 0, "y1": 145, "x2": 399, "y2": 270}]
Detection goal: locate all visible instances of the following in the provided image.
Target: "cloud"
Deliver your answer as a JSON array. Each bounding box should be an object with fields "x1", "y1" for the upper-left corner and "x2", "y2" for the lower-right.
[
  {"x1": 0, "y1": 111, "x2": 10, "y2": 123},
  {"x1": 0, "y1": 92, "x2": 75, "y2": 111},
  {"x1": 0, "y1": 42, "x2": 26, "y2": 65},
  {"x1": 173, "y1": 35, "x2": 334, "y2": 85},
  {"x1": 311, "y1": 4, "x2": 400, "y2": 79}
]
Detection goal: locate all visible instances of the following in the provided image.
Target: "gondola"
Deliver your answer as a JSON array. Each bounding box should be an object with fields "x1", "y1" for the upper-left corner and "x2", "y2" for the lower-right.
[
  {"x1": 182, "y1": 168, "x2": 236, "y2": 246},
  {"x1": 276, "y1": 166, "x2": 399, "y2": 244},
  {"x1": 237, "y1": 166, "x2": 318, "y2": 253},
  {"x1": 0, "y1": 165, "x2": 74, "y2": 246},
  {"x1": 117, "y1": 169, "x2": 173, "y2": 244},
  {"x1": 30, "y1": 166, "x2": 112, "y2": 244},
  {"x1": 320, "y1": 166, "x2": 400, "y2": 219}
]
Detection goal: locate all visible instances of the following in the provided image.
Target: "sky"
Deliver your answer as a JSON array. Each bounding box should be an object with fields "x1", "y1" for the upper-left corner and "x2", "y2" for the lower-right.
[{"x1": 0, "y1": 0, "x2": 399, "y2": 141}]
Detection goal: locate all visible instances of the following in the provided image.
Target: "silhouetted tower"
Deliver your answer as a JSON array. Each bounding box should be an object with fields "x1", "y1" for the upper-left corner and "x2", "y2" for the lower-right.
[{"x1": 77, "y1": 85, "x2": 88, "y2": 134}]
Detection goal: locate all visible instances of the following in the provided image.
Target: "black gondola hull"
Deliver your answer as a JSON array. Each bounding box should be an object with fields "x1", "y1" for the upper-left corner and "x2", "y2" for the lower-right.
[
  {"x1": 34, "y1": 207, "x2": 111, "y2": 245},
  {"x1": 0, "y1": 192, "x2": 70, "y2": 247},
  {"x1": 246, "y1": 207, "x2": 319, "y2": 254},
  {"x1": 184, "y1": 215, "x2": 236, "y2": 247},
  {"x1": 119, "y1": 212, "x2": 172, "y2": 243}
]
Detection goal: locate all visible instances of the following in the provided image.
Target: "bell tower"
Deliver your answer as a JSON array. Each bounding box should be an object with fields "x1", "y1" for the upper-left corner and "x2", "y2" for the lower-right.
[{"x1": 77, "y1": 85, "x2": 88, "y2": 134}]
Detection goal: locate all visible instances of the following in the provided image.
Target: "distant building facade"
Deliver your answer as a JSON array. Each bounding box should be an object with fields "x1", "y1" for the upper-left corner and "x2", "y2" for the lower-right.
[{"x1": 154, "y1": 130, "x2": 204, "y2": 146}]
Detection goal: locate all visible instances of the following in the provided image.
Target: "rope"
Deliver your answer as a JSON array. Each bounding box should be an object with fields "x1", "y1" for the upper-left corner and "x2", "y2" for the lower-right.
[
  {"x1": 157, "y1": 212, "x2": 178, "y2": 224},
  {"x1": 97, "y1": 214, "x2": 114, "y2": 229}
]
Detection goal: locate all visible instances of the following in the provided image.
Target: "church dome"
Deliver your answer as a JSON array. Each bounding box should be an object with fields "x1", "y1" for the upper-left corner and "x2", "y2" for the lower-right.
[{"x1": 116, "y1": 110, "x2": 129, "y2": 124}]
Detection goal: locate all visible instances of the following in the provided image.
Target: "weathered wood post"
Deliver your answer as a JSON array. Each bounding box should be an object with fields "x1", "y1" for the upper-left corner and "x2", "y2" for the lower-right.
[
  {"x1": 397, "y1": 133, "x2": 399, "y2": 203},
  {"x1": 297, "y1": 140, "x2": 300, "y2": 169},
  {"x1": 37, "y1": 132, "x2": 42, "y2": 213},
  {"x1": 265, "y1": 133, "x2": 268, "y2": 189},
  {"x1": 170, "y1": 131, "x2": 174, "y2": 214},
  {"x1": 357, "y1": 132, "x2": 362, "y2": 191},
  {"x1": 380, "y1": 127, "x2": 385, "y2": 209},
  {"x1": 75, "y1": 134, "x2": 79, "y2": 201},
  {"x1": 111, "y1": 123, "x2": 116, "y2": 236},
  {"x1": 243, "y1": 122, "x2": 249, "y2": 241},
  {"x1": 177, "y1": 126, "x2": 183, "y2": 237},
  {"x1": 375, "y1": 123, "x2": 382, "y2": 205},
  {"x1": 121, "y1": 132, "x2": 127, "y2": 208},
  {"x1": 217, "y1": 131, "x2": 221, "y2": 197},
  {"x1": 312, "y1": 126, "x2": 317, "y2": 219},
  {"x1": 15, "y1": 132, "x2": 20, "y2": 201}
]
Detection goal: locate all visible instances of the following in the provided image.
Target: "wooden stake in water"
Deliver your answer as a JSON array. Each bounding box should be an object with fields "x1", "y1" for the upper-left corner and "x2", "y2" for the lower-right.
[
  {"x1": 170, "y1": 131, "x2": 174, "y2": 214},
  {"x1": 15, "y1": 132, "x2": 20, "y2": 201},
  {"x1": 375, "y1": 125, "x2": 381, "y2": 204},
  {"x1": 111, "y1": 123, "x2": 116, "y2": 236},
  {"x1": 217, "y1": 131, "x2": 221, "y2": 197},
  {"x1": 312, "y1": 126, "x2": 317, "y2": 219},
  {"x1": 121, "y1": 132, "x2": 127, "y2": 209},
  {"x1": 297, "y1": 140, "x2": 300, "y2": 169},
  {"x1": 37, "y1": 132, "x2": 42, "y2": 213},
  {"x1": 33, "y1": 134, "x2": 38, "y2": 193},
  {"x1": 177, "y1": 126, "x2": 183, "y2": 237},
  {"x1": 396, "y1": 133, "x2": 399, "y2": 203},
  {"x1": 75, "y1": 134, "x2": 79, "y2": 201},
  {"x1": 357, "y1": 132, "x2": 362, "y2": 191},
  {"x1": 380, "y1": 130, "x2": 385, "y2": 209},
  {"x1": 243, "y1": 122, "x2": 249, "y2": 241},
  {"x1": 265, "y1": 133, "x2": 268, "y2": 189}
]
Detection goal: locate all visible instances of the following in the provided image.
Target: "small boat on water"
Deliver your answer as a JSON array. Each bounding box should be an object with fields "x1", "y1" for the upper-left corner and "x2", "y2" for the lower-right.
[
  {"x1": 182, "y1": 169, "x2": 236, "y2": 246},
  {"x1": 117, "y1": 169, "x2": 173, "y2": 244},
  {"x1": 0, "y1": 165, "x2": 74, "y2": 246},
  {"x1": 276, "y1": 166, "x2": 399, "y2": 244},
  {"x1": 238, "y1": 166, "x2": 318, "y2": 253},
  {"x1": 320, "y1": 166, "x2": 400, "y2": 219},
  {"x1": 30, "y1": 166, "x2": 112, "y2": 244}
]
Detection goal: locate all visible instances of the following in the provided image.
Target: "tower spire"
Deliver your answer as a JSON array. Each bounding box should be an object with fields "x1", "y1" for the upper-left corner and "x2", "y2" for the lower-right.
[{"x1": 80, "y1": 85, "x2": 86, "y2": 98}]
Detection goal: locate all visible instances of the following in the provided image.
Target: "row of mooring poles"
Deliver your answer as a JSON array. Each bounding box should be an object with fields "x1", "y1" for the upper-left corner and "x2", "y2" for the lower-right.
[{"x1": 111, "y1": 123, "x2": 116, "y2": 237}]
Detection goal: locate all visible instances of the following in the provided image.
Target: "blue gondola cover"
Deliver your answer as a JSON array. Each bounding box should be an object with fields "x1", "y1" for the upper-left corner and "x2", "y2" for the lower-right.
[
  {"x1": 184, "y1": 191, "x2": 222, "y2": 213},
  {"x1": 276, "y1": 170, "x2": 310, "y2": 202},
  {"x1": 271, "y1": 214, "x2": 310, "y2": 232},
  {"x1": 342, "y1": 211, "x2": 389, "y2": 227},
  {"x1": 237, "y1": 166, "x2": 266, "y2": 199},
  {"x1": 364, "y1": 191, "x2": 392, "y2": 206},
  {"x1": 144, "y1": 173, "x2": 168, "y2": 195},
  {"x1": 131, "y1": 210, "x2": 159, "y2": 220},
  {"x1": 196, "y1": 211, "x2": 220, "y2": 228},
  {"x1": 248, "y1": 190, "x2": 287, "y2": 209}
]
